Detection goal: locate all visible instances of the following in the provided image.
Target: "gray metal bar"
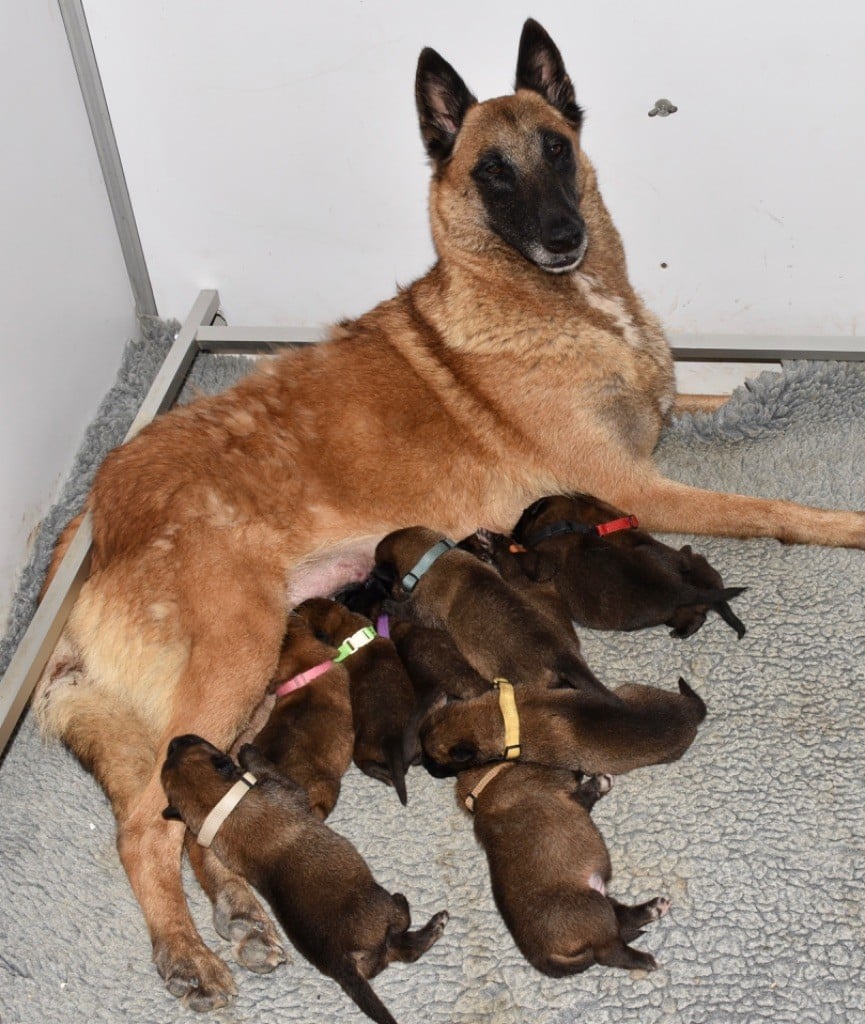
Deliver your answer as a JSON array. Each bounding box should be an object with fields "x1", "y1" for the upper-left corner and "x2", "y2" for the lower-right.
[
  {"x1": 670, "y1": 333, "x2": 863, "y2": 362},
  {"x1": 196, "y1": 324, "x2": 326, "y2": 354},
  {"x1": 0, "y1": 290, "x2": 220, "y2": 754},
  {"x1": 58, "y1": 0, "x2": 157, "y2": 319}
]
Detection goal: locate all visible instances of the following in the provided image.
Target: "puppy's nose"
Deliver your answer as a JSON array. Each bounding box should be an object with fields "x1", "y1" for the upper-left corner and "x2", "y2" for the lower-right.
[{"x1": 421, "y1": 752, "x2": 457, "y2": 779}]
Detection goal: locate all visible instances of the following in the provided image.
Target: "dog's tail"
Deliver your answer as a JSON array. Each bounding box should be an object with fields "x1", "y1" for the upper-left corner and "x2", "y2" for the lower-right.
[{"x1": 332, "y1": 958, "x2": 399, "y2": 1024}]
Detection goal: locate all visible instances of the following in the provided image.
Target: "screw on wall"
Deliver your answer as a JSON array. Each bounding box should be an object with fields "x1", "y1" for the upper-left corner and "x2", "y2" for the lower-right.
[{"x1": 648, "y1": 98, "x2": 678, "y2": 117}]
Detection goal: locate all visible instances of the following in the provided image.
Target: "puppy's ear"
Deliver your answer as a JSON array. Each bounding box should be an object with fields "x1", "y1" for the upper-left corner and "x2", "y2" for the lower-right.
[
  {"x1": 416, "y1": 47, "x2": 477, "y2": 166},
  {"x1": 162, "y1": 805, "x2": 183, "y2": 821},
  {"x1": 515, "y1": 19, "x2": 582, "y2": 130}
]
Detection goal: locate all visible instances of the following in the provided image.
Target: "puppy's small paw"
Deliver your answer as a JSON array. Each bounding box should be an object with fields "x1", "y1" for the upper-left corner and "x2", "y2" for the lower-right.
[
  {"x1": 594, "y1": 773, "x2": 613, "y2": 795},
  {"x1": 647, "y1": 896, "x2": 671, "y2": 920},
  {"x1": 429, "y1": 910, "x2": 449, "y2": 936}
]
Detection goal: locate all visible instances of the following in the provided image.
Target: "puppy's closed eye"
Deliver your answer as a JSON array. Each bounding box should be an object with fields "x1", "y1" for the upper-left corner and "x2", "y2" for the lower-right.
[
  {"x1": 449, "y1": 743, "x2": 477, "y2": 763},
  {"x1": 211, "y1": 753, "x2": 236, "y2": 779},
  {"x1": 162, "y1": 805, "x2": 183, "y2": 821}
]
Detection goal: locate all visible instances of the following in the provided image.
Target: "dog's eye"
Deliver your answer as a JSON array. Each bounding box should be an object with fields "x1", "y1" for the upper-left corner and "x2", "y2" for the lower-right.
[
  {"x1": 473, "y1": 152, "x2": 514, "y2": 187},
  {"x1": 211, "y1": 754, "x2": 236, "y2": 779},
  {"x1": 543, "y1": 133, "x2": 571, "y2": 162}
]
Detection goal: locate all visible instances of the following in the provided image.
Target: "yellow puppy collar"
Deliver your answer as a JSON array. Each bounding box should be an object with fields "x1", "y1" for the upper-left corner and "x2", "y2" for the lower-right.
[{"x1": 492, "y1": 678, "x2": 521, "y2": 760}]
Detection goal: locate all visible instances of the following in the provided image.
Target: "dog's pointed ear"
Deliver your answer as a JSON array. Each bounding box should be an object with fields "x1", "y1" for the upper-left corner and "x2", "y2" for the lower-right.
[
  {"x1": 416, "y1": 47, "x2": 477, "y2": 166},
  {"x1": 515, "y1": 19, "x2": 583, "y2": 130}
]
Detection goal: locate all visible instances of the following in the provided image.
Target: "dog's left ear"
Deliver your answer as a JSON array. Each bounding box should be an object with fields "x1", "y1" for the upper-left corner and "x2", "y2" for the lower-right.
[
  {"x1": 515, "y1": 19, "x2": 583, "y2": 130},
  {"x1": 416, "y1": 47, "x2": 477, "y2": 166}
]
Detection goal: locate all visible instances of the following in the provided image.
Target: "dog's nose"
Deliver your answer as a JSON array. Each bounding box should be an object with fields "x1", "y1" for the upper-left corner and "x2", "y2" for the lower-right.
[{"x1": 544, "y1": 217, "x2": 584, "y2": 254}]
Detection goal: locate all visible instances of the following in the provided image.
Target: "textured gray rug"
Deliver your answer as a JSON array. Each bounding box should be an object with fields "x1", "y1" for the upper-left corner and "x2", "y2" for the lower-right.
[{"x1": 1, "y1": 330, "x2": 864, "y2": 1024}]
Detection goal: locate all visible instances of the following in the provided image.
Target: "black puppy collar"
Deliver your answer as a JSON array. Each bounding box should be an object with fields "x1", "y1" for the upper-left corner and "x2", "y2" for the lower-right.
[{"x1": 524, "y1": 514, "x2": 638, "y2": 548}]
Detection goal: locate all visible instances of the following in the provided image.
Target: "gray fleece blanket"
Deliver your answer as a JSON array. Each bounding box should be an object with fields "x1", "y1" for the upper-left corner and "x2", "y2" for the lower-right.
[{"x1": 1, "y1": 326, "x2": 864, "y2": 1024}]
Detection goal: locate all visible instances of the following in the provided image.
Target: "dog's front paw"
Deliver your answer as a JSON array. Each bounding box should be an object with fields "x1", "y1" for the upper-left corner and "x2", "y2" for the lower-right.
[{"x1": 154, "y1": 936, "x2": 237, "y2": 1011}]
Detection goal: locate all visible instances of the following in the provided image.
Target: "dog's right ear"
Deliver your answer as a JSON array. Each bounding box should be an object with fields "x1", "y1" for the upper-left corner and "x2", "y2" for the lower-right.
[{"x1": 416, "y1": 47, "x2": 477, "y2": 166}]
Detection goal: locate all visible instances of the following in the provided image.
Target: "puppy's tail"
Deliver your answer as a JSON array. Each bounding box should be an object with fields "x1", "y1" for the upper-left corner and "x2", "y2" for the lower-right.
[
  {"x1": 714, "y1": 586, "x2": 747, "y2": 639},
  {"x1": 333, "y1": 958, "x2": 399, "y2": 1024},
  {"x1": 386, "y1": 734, "x2": 409, "y2": 807},
  {"x1": 677, "y1": 677, "x2": 708, "y2": 724}
]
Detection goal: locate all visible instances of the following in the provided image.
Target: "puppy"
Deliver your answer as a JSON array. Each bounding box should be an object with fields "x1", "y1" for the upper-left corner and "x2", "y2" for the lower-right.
[
  {"x1": 511, "y1": 493, "x2": 747, "y2": 638},
  {"x1": 374, "y1": 526, "x2": 615, "y2": 700},
  {"x1": 458, "y1": 528, "x2": 577, "y2": 636},
  {"x1": 421, "y1": 677, "x2": 707, "y2": 776},
  {"x1": 457, "y1": 764, "x2": 668, "y2": 973},
  {"x1": 295, "y1": 597, "x2": 414, "y2": 805},
  {"x1": 388, "y1": 616, "x2": 492, "y2": 764},
  {"x1": 250, "y1": 612, "x2": 354, "y2": 819},
  {"x1": 161, "y1": 737, "x2": 448, "y2": 1024}
]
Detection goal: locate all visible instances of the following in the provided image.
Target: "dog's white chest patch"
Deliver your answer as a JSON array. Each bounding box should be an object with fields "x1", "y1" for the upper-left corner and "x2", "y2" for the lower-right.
[{"x1": 574, "y1": 273, "x2": 642, "y2": 349}]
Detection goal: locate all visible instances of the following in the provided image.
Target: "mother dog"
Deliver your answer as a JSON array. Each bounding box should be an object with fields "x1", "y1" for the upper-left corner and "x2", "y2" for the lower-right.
[{"x1": 34, "y1": 18, "x2": 865, "y2": 1011}]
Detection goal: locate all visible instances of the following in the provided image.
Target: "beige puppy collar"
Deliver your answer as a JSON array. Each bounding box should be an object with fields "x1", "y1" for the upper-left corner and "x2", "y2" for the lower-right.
[
  {"x1": 464, "y1": 762, "x2": 513, "y2": 812},
  {"x1": 197, "y1": 771, "x2": 257, "y2": 848}
]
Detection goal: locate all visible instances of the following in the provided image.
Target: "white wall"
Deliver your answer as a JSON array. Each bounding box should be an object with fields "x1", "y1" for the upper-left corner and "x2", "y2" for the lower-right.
[
  {"x1": 82, "y1": 0, "x2": 865, "y2": 338},
  {"x1": 0, "y1": 3, "x2": 136, "y2": 623}
]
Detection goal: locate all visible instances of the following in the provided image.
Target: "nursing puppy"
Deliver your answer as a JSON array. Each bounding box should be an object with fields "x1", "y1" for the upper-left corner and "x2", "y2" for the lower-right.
[
  {"x1": 161, "y1": 737, "x2": 448, "y2": 1024},
  {"x1": 375, "y1": 526, "x2": 614, "y2": 700},
  {"x1": 36, "y1": 18, "x2": 865, "y2": 1007},
  {"x1": 388, "y1": 616, "x2": 491, "y2": 763},
  {"x1": 250, "y1": 612, "x2": 354, "y2": 819},
  {"x1": 421, "y1": 677, "x2": 707, "y2": 776},
  {"x1": 294, "y1": 597, "x2": 414, "y2": 805},
  {"x1": 457, "y1": 764, "x2": 668, "y2": 973},
  {"x1": 511, "y1": 494, "x2": 747, "y2": 638}
]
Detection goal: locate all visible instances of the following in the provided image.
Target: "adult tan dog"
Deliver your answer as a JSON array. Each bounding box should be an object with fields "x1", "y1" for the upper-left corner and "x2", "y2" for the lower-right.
[{"x1": 33, "y1": 17, "x2": 865, "y2": 1011}]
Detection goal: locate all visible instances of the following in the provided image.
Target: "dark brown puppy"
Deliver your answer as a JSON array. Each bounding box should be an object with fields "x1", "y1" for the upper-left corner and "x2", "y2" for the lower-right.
[
  {"x1": 374, "y1": 526, "x2": 616, "y2": 701},
  {"x1": 457, "y1": 764, "x2": 668, "y2": 973},
  {"x1": 295, "y1": 597, "x2": 414, "y2": 805},
  {"x1": 250, "y1": 612, "x2": 354, "y2": 819},
  {"x1": 388, "y1": 616, "x2": 492, "y2": 764},
  {"x1": 511, "y1": 493, "x2": 747, "y2": 638},
  {"x1": 458, "y1": 528, "x2": 576, "y2": 635},
  {"x1": 421, "y1": 677, "x2": 707, "y2": 776},
  {"x1": 161, "y1": 737, "x2": 448, "y2": 1024}
]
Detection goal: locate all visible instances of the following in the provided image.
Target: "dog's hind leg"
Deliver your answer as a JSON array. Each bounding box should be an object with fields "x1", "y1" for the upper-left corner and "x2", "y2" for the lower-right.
[
  {"x1": 673, "y1": 394, "x2": 729, "y2": 415},
  {"x1": 186, "y1": 839, "x2": 287, "y2": 974},
  {"x1": 611, "y1": 468, "x2": 865, "y2": 548}
]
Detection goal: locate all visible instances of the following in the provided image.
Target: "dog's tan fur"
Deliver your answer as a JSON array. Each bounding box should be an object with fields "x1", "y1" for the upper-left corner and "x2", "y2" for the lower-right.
[{"x1": 33, "y1": 19, "x2": 865, "y2": 1009}]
